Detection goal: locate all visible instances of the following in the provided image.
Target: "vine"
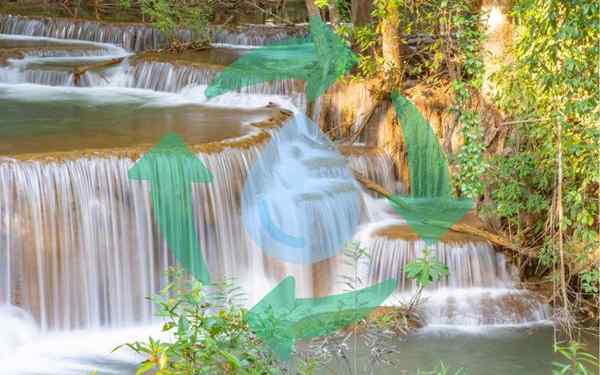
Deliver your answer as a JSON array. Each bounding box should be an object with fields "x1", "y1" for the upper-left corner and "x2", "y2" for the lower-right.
[{"x1": 443, "y1": 1, "x2": 486, "y2": 198}]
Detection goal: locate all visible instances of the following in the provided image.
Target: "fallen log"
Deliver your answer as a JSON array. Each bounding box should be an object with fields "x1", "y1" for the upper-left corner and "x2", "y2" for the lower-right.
[
  {"x1": 352, "y1": 170, "x2": 537, "y2": 257},
  {"x1": 73, "y1": 57, "x2": 124, "y2": 85}
]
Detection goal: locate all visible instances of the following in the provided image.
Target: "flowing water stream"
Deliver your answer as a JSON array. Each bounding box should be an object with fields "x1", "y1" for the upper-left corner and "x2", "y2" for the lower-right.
[{"x1": 0, "y1": 15, "x2": 558, "y2": 374}]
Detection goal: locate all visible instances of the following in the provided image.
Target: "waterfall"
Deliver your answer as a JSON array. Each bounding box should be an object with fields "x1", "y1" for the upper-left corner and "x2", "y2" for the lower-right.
[
  {"x1": 0, "y1": 66, "x2": 75, "y2": 86},
  {"x1": 123, "y1": 61, "x2": 220, "y2": 92},
  {"x1": 343, "y1": 147, "x2": 399, "y2": 194},
  {"x1": 0, "y1": 56, "x2": 304, "y2": 102},
  {"x1": 0, "y1": 305, "x2": 37, "y2": 358},
  {"x1": 0, "y1": 34, "x2": 305, "y2": 106},
  {"x1": 0, "y1": 19, "x2": 551, "y2": 336},
  {"x1": 350, "y1": 191, "x2": 550, "y2": 326},
  {"x1": 241, "y1": 113, "x2": 361, "y2": 265},
  {"x1": 0, "y1": 14, "x2": 170, "y2": 52},
  {"x1": 123, "y1": 61, "x2": 303, "y2": 100},
  {"x1": 0, "y1": 145, "x2": 316, "y2": 331},
  {"x1": 0, "y1": 15, "x2": 308, "y2": 51},
  {"x1": 357, "y1": 237, "x2": 550, "y2": 326},
  {"x1": 211, "y1": 24, "x2": 308, "y2": 46},
  {"x1": 0, "y1": 34, "x2": 128, "y2": 87}
]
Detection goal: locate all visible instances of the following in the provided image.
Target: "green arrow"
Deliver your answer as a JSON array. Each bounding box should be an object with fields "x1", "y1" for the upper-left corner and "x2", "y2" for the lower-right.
[
  {"x1": 205, "y1": 16, "x2": 357, "y2": 102},
  {"x1": 128, "y1": 133, "x2": 213, "y2": 283},
  {"x1": 248, "y1": 276, "x2": 397, "y2": 360},
  {"x1": 389, "y1": 91, "x2": 474, "y2": 242}
]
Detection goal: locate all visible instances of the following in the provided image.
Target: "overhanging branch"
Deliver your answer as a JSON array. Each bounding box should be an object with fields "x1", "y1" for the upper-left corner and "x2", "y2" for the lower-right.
[{"x1": 352, "y1": 170, "x2": 536, "y2": 257}]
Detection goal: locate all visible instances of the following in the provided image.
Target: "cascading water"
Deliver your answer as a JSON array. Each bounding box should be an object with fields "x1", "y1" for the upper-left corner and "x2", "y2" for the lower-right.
[
  {"x1": 0, "y1": 305, "x2": 37, "y2": 356},
  {"x1": 0, "y1": 14, "x2": 308, "y2": 51},
  {"x1": 122, "y1": 61, "x2": 304, "y2": 107},
  {"x1": 348, "y1": 199, "x2": 551, "y2": 327},
  {"x1": 0, "y1": 145, "x2": 322, "y2": 331},
  {"x1": 0, "y1": 34, "x2": 306, "y2": 109},
  {"x1": 362, "y1": 237, "x2": 550, "y2": 326},
  {"x1": 0, "y1": 14, "x2": 166, "y2": 51},
  {"x1": 0, "y1": 13, "x2": 553, "y2": 374},
  {"x1": 123, "y1": 61, "x2": 220, "y2": 92},
  {"x1": 342, "y1": 146, "x2": 399, "y2": 195}
]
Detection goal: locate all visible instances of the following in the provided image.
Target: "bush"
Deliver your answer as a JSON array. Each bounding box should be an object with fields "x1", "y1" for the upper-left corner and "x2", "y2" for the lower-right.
[
  {"x1": 120, "y1": 0, "x2": 212, "y2": 45},
  {"x1": 115, "y1": 268, "x2": 284, "y2": 374}
]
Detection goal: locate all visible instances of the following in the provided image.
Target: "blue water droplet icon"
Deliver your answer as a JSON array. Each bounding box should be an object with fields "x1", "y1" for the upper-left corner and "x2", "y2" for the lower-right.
[{"x1": 242, "y1": 112, "x2": 360, "y2": 264}]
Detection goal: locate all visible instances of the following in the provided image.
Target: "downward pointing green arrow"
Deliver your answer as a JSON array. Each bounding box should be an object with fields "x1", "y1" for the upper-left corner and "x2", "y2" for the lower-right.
[
  {"x1": 128, "y1": 133, "x2": 213, "y2": 284},
  {"x1": 248, "y1": 276, "x2": 397, "y2": 360},
  {"x1": 390, "y1": 92, "x2": 474, "y2": 242}
]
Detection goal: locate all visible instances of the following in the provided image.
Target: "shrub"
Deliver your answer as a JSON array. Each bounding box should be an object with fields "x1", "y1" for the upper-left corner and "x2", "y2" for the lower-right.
[{"x1": 115, "y1": 268, "x2": 283, "y2": 374}]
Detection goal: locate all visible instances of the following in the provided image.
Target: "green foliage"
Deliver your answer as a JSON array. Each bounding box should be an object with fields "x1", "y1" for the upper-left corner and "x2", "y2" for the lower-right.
[
  {"x1": 491, "y1": 0, "x2": 599, "y2": 272},
  {"x1": 314, "y1": 0, "x2": 351, "y2": 21},
  {"x1": 115, "y1": 268, "x2": 283, "y2": 375},
  {"x1": 442, "y1": 1, "x2": 486, "y2": 198},
  {"x1": 335, "y1": 0, "x2": 352, "y2": 22},
  {"x1": 314, "y1": 0, "x2": 329, "y2": 8},
  {"x1": 405, "y1": 249, "x2": 449, "y2": 288},
  {"x1": 352, "y1": 24, "x2": 379, "y2": 77},
  {"x1": 580, "y1": 268, "x2": 599, "y2": 294},
  {"x1": 336, "y1": 0, "x2": 488, "y2": 197},
  {"x1": 553, "y1": 341, "x2": 599, "y2": 374},
  {"x1": 119, "y1": 0, "x2": 211, "y2": 44}
]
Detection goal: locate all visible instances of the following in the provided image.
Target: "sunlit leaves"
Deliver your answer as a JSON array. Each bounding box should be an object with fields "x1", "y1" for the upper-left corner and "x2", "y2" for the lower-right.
[
  {"x1": 405, "y1": 249, "x2": 449, "y2": 288},
  {"x1": 491, "y1": 0, "x2": 599, "y2": 268},
  {"x1": 115, "y1": 268, "x2": 282, "y2": 374},
  {"x1": 553, "y1": 342, "x2": 599, "y2": 374}
]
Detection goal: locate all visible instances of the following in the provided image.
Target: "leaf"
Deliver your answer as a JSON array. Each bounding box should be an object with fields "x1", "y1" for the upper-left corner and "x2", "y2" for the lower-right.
[
  {"x1": 159, "y1": 352, "x2": 168, "y2": 369},
  {"x1": 112, "y1": 343, "x2": 127, "y2": 353},
  {"x1": 220, "y1": 350, "x2": 241, "y2": 369},
  {"x1": 136, "y1": 361, "x2": 155, "y2": 375},
  {"x1": 177, "y1": 315, "x2": 189, "y2": 337},
  {"x1": 162, "y1": 322, "x2": 175, "y2": 332}
]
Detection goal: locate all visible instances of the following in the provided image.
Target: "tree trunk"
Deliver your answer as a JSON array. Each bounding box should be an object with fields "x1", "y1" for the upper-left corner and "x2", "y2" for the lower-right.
[
  {"x1": 557, "y1": 117, "x2": 572, "y2": 337},
  {"x1": 380, "y1": 1, "x2": 402, "y2": 86},
  {"x1": 305, "y1": 0, "x2": 320, "y2": 18},
  {"x1": 328, "y1": 1, "x2": 341, "y2": 26},
  {"x1": 480, "y1": 0, "x2": 513, "y2": 97},
  {"x1": 479, "y1": 0, "x2": 513, "y2": 212},
  {"x1": 94, "y1": 0, "x2": 101, "y2": 21},
  {"x1": 351, "y1": 0, "x2": 371, "y2": 26}
]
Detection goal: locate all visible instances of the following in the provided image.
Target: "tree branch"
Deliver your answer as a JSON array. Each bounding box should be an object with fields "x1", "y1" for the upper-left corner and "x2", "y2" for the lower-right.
[
  {"x1": 72, "y1": 57, "x2": 124, "y2": 85},
  {"x1": 352, "y1": 170, "x2": 536, "y2": 257}
]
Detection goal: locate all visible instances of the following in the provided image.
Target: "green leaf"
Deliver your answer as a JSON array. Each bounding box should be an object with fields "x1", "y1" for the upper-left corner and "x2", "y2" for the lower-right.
[
  {"x1": 136, "y1": 361, "x2": 155, "y2": 375},
  {"x1": 220, "y1": 350, "x2": 241, "y2": 369},
  {"x1": 159, "y1": 352, "x2": 168, "y2": 369},
  {"x1": 177, "y1": 315, "x2": 189, "y2": 337}
]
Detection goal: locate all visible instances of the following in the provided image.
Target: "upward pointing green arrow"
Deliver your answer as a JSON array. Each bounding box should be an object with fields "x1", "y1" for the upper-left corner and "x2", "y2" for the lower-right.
[
  {"x1": 248, "y1": 276, "x2": 397, "y2": 360},
  {"x1": 128, "y1": 133, "x2": 214, "y2": 284}
]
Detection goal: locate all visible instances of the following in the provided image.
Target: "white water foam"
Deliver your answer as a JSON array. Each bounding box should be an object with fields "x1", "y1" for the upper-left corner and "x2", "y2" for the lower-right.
[
  {"x1": 0, "y1": 305, "x2": 38, "y2": 360},
  {"x1": 3, "y1": 324, "x2": 164, "y2": 375}
]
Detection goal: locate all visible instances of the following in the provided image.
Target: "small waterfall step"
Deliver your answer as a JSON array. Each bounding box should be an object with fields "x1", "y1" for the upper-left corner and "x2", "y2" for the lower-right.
[
  {"x1": 0, "y1": 34, "x2": 305, "y2": 106},
  {"x1": 359, "y1": 227, "x2": 550, "y2": 326},
  {"x1": 340, "y1": 145, "x2": 399, "y2": 196},
  {"x1": 0, "y1": 109, "x2": 301, "y2": 331},
  {"x1": 0, "y1": 14, "x2": 309, "y2": 51}
]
